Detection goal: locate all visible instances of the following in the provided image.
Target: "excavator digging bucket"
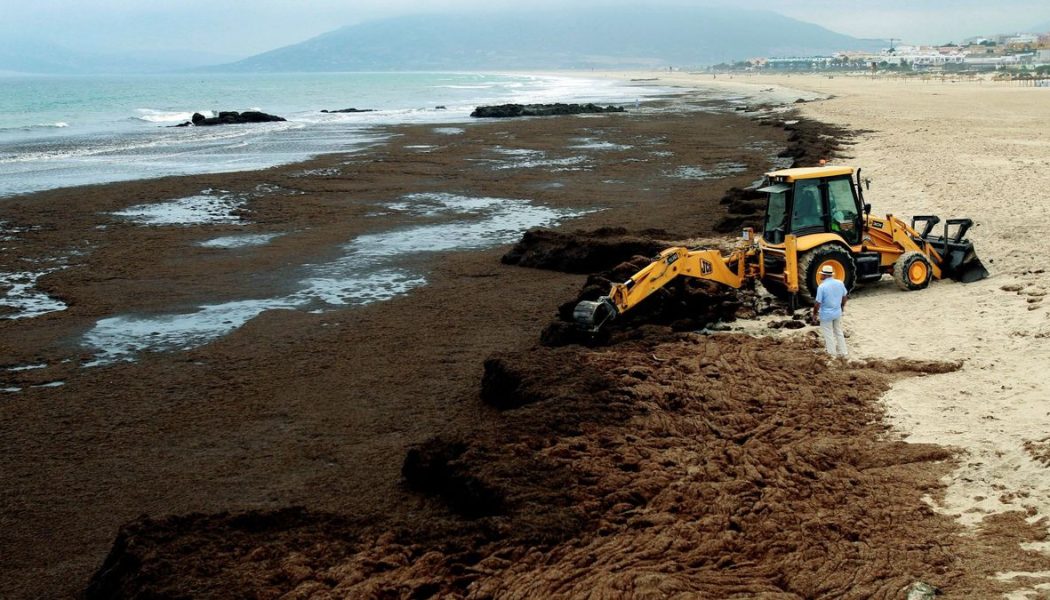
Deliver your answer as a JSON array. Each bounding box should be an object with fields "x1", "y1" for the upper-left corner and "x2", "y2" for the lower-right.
[{"x1": 574, "y1": 298, "x2": 618, "y2": 331}]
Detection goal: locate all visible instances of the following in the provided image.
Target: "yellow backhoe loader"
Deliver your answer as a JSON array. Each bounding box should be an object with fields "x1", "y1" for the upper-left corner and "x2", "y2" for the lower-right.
[{"x1": 575, "y1": 165, "x2": 989, "y2": 330}]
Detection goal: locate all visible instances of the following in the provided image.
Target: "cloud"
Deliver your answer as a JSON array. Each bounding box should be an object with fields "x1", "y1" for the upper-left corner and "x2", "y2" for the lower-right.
[{"x1": 1, "y1": 0, "x2": 1047, "y2": 56}]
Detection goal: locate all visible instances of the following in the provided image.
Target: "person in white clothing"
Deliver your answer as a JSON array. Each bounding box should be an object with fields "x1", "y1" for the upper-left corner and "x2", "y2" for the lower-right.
[{"x1": 812, "y1": 264, "x2": 849, "y2": 357}]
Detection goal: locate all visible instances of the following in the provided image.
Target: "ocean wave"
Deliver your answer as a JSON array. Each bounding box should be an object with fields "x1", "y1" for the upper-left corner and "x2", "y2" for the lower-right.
[
  {"x1": 133, "y1": 109, "x2": 214, "y2": 123},
  {"x1": 0, "y1": 125, "x2": 262, "y2": 164},
  {"x1": 0, "y1": 122, "x2": 70, "y2": 132}
]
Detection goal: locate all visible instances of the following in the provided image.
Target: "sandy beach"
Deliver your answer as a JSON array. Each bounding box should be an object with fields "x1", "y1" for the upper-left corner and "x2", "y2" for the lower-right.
[
  {"x1": 723, "y1": 75, "x2": 1050, "y2": 518},
  {"x1": 616, "y1": 71, "x2": 1050, "y2": 595},
  {"x1": 5, "y1": 72, "x2": 1050, "y2": 598}
]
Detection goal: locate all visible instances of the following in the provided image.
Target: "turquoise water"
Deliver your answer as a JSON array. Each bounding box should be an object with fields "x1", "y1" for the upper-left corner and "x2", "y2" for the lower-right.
[{"x1": 0, "y1": 72, "x2": 665, "y2": 197}]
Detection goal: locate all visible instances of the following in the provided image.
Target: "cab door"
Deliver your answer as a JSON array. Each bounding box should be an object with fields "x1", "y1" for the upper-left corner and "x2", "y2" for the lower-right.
[
  {"x1": 826, "y1": 176, "x2": 862, "y2": 245},
  {"x1": 790, "y1": 178, "x2": 825, "y2": 234}
]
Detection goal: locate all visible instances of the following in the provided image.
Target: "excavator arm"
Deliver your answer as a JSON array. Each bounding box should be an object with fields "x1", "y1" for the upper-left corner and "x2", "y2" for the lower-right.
[{"x1": 574, "y1": 245, "x2": 755, "y2": 331}]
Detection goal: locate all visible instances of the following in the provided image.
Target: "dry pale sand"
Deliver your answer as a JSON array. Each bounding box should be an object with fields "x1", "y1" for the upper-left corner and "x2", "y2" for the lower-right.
[{"x1": 586, "y1": 69, "x2": 1050, "y2": 594}]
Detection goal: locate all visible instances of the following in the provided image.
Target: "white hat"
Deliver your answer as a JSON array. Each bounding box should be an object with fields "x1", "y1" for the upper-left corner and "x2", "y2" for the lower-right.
[{"x1": 820, "y1": 265, "x2": 835, "y2": 276}]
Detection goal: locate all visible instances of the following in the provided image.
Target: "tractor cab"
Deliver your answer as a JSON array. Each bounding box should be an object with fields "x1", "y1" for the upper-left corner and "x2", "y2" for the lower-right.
[{"x1": 757, "y1": 166, "x2": 865, "y2": 247}]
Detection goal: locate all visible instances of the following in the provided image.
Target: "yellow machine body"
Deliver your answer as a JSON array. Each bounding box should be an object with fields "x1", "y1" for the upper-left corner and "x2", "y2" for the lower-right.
[{"x1": 574, "y1": 165, "x2": 988, "y2": 330}]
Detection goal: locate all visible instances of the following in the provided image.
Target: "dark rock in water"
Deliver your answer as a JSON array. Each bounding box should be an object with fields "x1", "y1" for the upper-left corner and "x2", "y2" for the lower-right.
[
  {"x1": 187, "y1": 111, "x2": 286, "y2": 126},
  {"x1": 435, "y1": 105, "x2": 447, "y2": 110},
  {"x1": 320, "y1": 108, "x2": 374, "y2": 113},
  {"x1": 471, "y1": 103, "x2": 626, "y2": 118}
]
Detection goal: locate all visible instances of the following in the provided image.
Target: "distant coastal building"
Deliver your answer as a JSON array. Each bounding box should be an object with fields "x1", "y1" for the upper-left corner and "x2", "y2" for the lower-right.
[
  {"x1": 765, "y1": 56, "x2": 835, "y2": 70},
  {"x1": 1007, "y1": 33, "x2": 1039, "y2": 46},
  {"x1": 727, "y1": 32, "x2": 1048, "y2": 74},
  {"x1": 963, "y1": 54, "x2": 1030, "y2": 69}
]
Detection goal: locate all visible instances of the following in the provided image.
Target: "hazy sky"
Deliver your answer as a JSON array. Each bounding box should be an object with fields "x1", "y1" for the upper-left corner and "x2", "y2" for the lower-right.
[{"x1": 4, "y1": 0, "x2": 1047, "y2": 58}]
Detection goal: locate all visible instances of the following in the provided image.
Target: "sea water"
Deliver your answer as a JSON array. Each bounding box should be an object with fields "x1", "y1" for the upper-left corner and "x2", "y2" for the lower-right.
[
  {"x1": 83, "y1": 193, "x2": 595, "y2": 364},
  {"x1": 0, "y1": 72, "x2": 668, "y2": 197},
  {"x1": 0, "y1": 72, "x2": 669, "y2": 363}
]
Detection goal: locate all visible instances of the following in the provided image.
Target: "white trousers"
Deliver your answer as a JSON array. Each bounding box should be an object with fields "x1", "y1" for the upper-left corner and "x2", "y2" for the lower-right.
[{"x1": 820, "y1": 317, "x2": 849, "y2": 358}]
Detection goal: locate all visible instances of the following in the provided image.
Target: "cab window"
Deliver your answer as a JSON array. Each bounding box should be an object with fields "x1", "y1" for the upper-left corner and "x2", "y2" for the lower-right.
[
  {"x1": 763, "y1": 190, "x2": 787, "y2": 243},
  {"x1": 791, "y1": 179, "x2": 824, "y2": 231},
  {"x1": 827, "y1": 177, "x2": 860, "y2": 243}
]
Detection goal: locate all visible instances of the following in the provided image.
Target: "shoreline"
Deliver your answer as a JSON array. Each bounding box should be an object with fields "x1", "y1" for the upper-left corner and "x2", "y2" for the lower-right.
[{"x1": 0, "y1": 72, "x2": 677, "y2": 198}]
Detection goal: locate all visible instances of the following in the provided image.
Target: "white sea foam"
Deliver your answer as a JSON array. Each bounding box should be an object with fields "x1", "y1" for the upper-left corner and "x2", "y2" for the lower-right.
[
  {"x1": 84, "y1": 193, "x2": 592, "y2": 364},
  {"x1": 0, "y1": 124, "x2": 262, "y2": 165},
  {"x1": 113, "y1": 193, "x2": 246, "y2": 226},
  {"x1": 571, "y1": 138, "x2": 633, "y2": 151},
  {"x1": 0, "y1": 122, "x2": 70, "y2": 132},
  {"x1": 492, "y1": 148, "x2": 545, "y2": 158},
  {"x1": 198, "y1": 233, "x2": 283, "y2": 249},
  {"x1": 666, "y1": 162, "x2": 748, "y2": 180},
  {"x1": 492, "y1": 156, "x2": 591, "y2": 171},
  {"x1": 85, "y1": 298, "x2": 298, "y2": 364},
  {"x1": 7, "y1": 363, "x2": 48, "y2": 372},
  {"x1": 133, "y1": 109, "x2": 214, "y2": 124},
  {"x1": 0, "y1": 268, "x2": 68, "y2": 320}
]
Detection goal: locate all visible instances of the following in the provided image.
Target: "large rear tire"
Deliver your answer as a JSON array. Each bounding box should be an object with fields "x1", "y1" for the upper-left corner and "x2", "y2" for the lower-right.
[
  {"x1": 893, "y1": 251, "x2": 933, "y2": 291},
  {"x1": 797, "y1": 244, "x2": 856, "y2": 305}
]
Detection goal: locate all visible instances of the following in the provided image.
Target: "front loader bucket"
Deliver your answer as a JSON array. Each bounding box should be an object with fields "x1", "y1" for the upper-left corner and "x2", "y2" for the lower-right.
[
  {"x1": 943, "y1": 244, "x2": 990, "y2": 283},
  {"x1": 920, "y1": 217, "x2": 990, "y2": 284}
]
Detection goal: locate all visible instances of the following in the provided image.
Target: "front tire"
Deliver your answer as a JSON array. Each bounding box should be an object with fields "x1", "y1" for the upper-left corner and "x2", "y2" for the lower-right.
[
  {"x1": 893, "y1": 251, "x2": 933, "y2": 291},
  {"x1": 797, "y1": 244, "x2": 856, "y2": 305}
]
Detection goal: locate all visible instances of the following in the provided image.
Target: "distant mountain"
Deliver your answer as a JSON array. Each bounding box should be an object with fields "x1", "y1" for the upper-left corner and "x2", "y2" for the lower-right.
[
  {"x1": 0, "y1": 37, "x2": 87, "y2": 74},
  {"x1": 209, "y1": 7, "x2": 884, "y2": 72},
  {"x1": 0, "y1": 35, "x2": 240, "y2": 74}
]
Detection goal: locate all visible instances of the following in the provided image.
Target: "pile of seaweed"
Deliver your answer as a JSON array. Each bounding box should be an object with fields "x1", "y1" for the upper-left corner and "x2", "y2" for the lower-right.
[
  {"x1": 84, "y1": 113, "x2": 1007, "y2": 600},
  {"x1": 87, "y1": 333, "x2": 984, "y2": 599}
]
